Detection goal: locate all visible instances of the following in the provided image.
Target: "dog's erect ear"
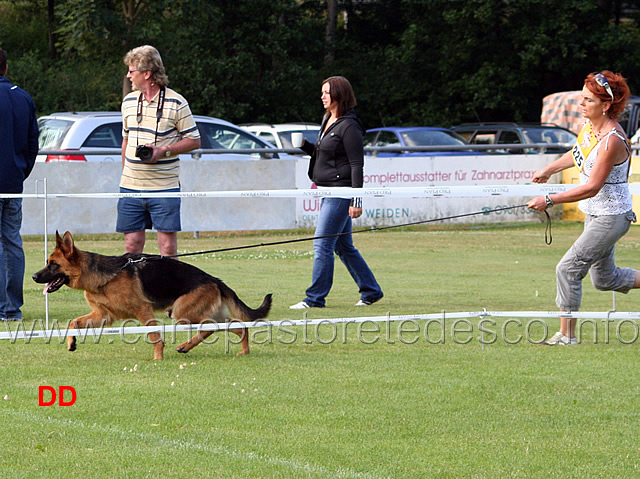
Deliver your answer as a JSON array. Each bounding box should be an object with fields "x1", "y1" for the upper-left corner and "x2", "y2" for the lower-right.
[{"x1": 59, "y1": 231, "x2": 76, "y2": 257}]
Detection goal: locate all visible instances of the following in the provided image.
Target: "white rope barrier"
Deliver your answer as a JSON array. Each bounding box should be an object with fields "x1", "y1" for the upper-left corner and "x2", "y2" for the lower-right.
[
  {"x1": 0, "y1": 183, "x2": 602, "y2": 200},
  {"x1": 1, "y1": 310, "x2": 639, "y2": 341},
  {"x1": 4, "y1": 182, "x2": 637, "y2": 341}
]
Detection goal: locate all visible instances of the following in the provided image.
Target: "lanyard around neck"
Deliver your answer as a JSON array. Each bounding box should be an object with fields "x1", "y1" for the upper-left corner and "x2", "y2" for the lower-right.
[{"x1": 136, "y1": 86, "x2": 165, "y2": 146}]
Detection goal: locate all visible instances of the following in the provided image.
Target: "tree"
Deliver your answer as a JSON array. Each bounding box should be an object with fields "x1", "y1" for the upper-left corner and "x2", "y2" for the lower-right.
[
  {"x1": 2, "y1": 0, "x2": 640, "y2": 127},
  {"x1": 324, "y1": 0, "x2": 337, "y2": 65},
  {"x1": 48, "y1": 0, "x2": 57, "y2": 58}
]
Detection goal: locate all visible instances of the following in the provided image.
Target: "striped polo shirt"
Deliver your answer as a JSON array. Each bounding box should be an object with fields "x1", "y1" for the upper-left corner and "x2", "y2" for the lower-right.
[{"x1": 120, "y1": 87, "x2": 200, "y2": 190}]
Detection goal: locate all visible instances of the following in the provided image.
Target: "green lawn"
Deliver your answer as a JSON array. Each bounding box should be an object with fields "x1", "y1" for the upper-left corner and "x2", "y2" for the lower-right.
[{"x1": 2, "y1": 222, "x2": 640, "y2": 478}]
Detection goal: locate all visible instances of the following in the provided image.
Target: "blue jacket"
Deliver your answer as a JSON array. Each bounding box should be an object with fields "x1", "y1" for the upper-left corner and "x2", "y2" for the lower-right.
[{"x1": 0, "y1": 76, "x2": 39, "y2": 193}]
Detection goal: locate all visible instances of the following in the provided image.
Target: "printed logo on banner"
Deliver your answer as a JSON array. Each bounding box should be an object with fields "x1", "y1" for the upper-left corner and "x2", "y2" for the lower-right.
[{"x1": 422, "y1": 187, "x2": 452, "y2": 196}]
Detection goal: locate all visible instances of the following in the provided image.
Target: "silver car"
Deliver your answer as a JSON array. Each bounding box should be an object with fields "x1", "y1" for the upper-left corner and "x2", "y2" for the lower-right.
[{"x1": 37, "y1": 111, "x2": 292, "y2": 162}]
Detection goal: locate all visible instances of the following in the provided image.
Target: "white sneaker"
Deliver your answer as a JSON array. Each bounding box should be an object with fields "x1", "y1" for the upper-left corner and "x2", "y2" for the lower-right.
[
  {"x1": 355, "y1": 296, "x2": 383, "y2": 306},
  {"x1": 289, "y1": 301, "x2": 311, "y2": 310},
  {"x1": 543, "y1": 332, "x2": 578, "y2": 346}
]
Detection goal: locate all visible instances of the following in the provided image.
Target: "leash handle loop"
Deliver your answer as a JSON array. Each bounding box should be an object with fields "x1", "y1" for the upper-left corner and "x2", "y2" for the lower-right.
[{"x1": 544, "y1": 210, "x2": 553, "y2": 245}]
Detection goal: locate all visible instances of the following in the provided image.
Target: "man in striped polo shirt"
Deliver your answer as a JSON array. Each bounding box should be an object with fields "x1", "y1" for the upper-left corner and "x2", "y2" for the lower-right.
[{"x1": 118, "y1": 45, "x2": 201, "y2": 256}]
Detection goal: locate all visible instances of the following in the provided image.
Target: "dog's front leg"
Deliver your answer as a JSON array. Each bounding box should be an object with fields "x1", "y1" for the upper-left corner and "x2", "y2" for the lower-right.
[
  {"x1": 67, "y1": 320, "x2": 78, "y2": 352},
  {"x1": 141, "y1": 316, "x2": 165, "y2": 360},
  {"x1": 66, "y1": 311, "x2": 108, "y2": 352}
]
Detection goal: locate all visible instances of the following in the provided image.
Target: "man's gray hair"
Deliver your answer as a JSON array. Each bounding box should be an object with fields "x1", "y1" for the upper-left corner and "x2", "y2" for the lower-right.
[{"x1": 124, "y1": 45, "x2": 169, "y2": 87}]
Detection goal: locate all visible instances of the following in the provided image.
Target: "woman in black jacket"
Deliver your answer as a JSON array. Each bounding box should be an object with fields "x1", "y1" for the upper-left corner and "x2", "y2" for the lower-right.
[{"x1": 290, "y1": 76, "x2": 383, "y2": 309}]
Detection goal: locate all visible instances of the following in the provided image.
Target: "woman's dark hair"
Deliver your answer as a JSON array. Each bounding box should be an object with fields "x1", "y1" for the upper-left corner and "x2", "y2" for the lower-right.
[
  {"x1": 584, "y1": 70, "x2": 630, "y2": 120},
  {"x1": 323, "y1": 76, "x2": 357, "y2": 117}
]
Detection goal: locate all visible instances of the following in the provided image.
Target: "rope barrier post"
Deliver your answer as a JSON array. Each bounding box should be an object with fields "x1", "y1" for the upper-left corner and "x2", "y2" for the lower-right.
[
  {"x1": 36, "y1": 178, "x2": 50, "y2": 330},
  {"x1": 479, "y1": 308, "x2": 487, "y2": 351}
]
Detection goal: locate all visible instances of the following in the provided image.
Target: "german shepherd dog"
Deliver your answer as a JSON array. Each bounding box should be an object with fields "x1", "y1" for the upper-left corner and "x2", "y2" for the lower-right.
[{"x1": 32, "y1": 232, "x2": 272, "y2": 360}]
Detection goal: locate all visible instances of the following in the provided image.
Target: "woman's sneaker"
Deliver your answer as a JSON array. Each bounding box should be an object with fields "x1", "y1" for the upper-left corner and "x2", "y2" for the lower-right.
[{"x1": 543, "y1": 332, "x2": 578, "y2": 346}]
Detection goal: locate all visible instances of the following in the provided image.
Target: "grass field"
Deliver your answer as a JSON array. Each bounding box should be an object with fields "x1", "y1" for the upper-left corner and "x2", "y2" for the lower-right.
[{"x1": 2, "y1": 221, "x2": 640, "y2": 478}]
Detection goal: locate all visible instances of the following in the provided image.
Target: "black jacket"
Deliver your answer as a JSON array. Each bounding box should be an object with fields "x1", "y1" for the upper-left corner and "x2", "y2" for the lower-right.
[{"x1": 302, "y1": 109, "x2": 365, "y2": 188}]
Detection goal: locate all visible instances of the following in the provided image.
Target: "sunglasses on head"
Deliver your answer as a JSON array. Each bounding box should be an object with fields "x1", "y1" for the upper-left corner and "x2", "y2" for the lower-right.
[{"x1": 594, "y1": 73, "x2": 614, "y2": 101}]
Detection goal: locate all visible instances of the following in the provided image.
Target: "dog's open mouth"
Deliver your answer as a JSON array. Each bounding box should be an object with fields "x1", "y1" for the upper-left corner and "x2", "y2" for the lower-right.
[{"x1": 42, "y1": 275, "x2": 69, "y2": 295}]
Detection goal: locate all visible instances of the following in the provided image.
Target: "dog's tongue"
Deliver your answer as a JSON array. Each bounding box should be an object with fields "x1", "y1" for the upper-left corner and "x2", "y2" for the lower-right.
[
  {"x1": 43, "y1": 276, "x2": 65, "y2": 294},
  {"x1": 43, "y1": 281, "x2": 58, "y2": 295}
]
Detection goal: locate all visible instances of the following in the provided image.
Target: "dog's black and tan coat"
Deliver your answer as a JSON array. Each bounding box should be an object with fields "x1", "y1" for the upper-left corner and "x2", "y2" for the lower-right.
[{"x1": 32, "y1": 231, "x2": 272, "y2": 359}]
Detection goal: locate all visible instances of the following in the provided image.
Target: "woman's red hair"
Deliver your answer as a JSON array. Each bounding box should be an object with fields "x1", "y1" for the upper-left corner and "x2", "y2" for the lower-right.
[{"x1": 584, "y1": 71, "x2": 630, "y2": 120}]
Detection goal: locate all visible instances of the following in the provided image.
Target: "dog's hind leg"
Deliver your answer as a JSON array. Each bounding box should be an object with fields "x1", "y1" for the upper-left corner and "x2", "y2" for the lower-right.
[
  {"x1": 171, "y1": 285, "x2": 252, "y2": 355},
  {"x1": 175, "y1": 328, "x2": 216, "y2": 354},
  {"x1": 173, "y1": 292, "x2": 218, "y2": 354},
  {"x1": 230, "y1": 321, "x2": 250, "y2": 355},
  {"x1": 175, "y1": 321, "x2": 249, "y2": 355}
]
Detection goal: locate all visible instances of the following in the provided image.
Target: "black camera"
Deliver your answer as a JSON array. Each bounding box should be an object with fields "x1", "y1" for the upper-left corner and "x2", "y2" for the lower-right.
[{"x1": 135, "y1": 145, "x2": 153, "y2": 162}]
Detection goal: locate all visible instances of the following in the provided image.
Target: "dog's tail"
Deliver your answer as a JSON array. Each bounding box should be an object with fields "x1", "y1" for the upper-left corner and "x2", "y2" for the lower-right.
[
  {"x1": 250, "y1": 293, "x2": 273, "y2": 320},
  {"x1": 227, "y1": 291, "x2": 273, "y2": 322}
]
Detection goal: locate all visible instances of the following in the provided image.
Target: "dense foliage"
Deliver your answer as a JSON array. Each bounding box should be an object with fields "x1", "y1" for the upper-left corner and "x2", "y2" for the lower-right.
[{"x1": 2, "y1": 0, "x2": 640, "y2": 129}]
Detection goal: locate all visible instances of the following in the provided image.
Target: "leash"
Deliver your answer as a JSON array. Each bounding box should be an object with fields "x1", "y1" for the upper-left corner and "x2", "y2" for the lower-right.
[{"x1": 160, "y1": 204, "x2": 552, "y2": 260}]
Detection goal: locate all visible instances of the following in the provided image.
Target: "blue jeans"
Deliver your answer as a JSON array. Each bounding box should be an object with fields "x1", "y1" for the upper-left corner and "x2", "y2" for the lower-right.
[
  {"x1": 0, "y1": 199, "x2": 25, "y2": 320},
  {"x1": 304, "y1": 198, "x2": 383, "y2": 307}
]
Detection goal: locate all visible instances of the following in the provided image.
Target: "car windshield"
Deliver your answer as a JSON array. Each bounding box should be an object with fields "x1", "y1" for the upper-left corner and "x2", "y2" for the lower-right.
[
  {"x1": 38, "y1": 119, "x2": 73, "y2": 149},
  {"x1": 522, "y1": 128, "x2": 576, "y2": 144},
  {"x1": 401, "y1": 129, "x2": 467, "y2": 146}
]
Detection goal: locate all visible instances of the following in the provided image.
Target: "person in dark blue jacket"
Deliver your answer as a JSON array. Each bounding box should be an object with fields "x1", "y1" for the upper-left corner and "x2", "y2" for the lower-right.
[
  {"x1": 0, "y1": 48, "x2": 39, "y2": 321},
  {"x1": 290, "y1": 76, "x2": 383, "y2": 309}
]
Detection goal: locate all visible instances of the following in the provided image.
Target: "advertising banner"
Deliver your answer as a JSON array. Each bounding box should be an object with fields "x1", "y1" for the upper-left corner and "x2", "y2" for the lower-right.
[{"x1": 295, "y1": 155, "x2": 560, "y2": 228}]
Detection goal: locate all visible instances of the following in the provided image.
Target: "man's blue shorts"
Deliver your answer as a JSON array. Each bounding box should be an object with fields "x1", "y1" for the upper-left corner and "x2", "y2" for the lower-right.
[{"x1": 116, "y1": 187, "x2": 181, "y2": 233}]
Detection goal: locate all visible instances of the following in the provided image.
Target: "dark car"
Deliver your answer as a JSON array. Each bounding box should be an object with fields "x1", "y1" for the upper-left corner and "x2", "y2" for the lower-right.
[
  {"x1": 451, "y1": 122, "x2": 577, "y2": 154},
  {"x1": 364, "y1": 126, "x2": 481, "y2": 157}
]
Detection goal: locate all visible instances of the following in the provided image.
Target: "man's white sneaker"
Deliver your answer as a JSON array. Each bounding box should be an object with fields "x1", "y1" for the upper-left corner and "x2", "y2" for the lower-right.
[
  {"x1": 289, "y1": 301, "x2": 311, "y2": 310},
  {"x1": 543, "y1": 332, "x2": 577, "y2": 346}
]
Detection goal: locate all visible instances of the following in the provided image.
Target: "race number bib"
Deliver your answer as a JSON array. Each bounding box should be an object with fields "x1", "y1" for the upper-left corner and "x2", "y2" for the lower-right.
[{"x1": 572, "y1": 122, "x2": 597, "y2": 172}]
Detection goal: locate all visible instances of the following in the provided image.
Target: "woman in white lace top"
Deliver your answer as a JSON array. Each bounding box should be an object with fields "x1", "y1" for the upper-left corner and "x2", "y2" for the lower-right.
[{"x1": 528, "y1": 71, "x2": 638, "y2": 345}]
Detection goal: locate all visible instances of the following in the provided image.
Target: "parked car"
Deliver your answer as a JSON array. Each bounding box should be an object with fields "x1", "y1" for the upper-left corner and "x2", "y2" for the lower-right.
[
  {"x1": 241, "y1": 122, "x2": 320, "y2": 150},
  {"x1": 37, "y1": 111, "x2": 294, "y2": 162},
  {"x1": 451, "y1": 122, "x2": 577, "y2": 154},
  {"x1": 363, "y1": 126, "x2": 481, "y2": 156}
]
